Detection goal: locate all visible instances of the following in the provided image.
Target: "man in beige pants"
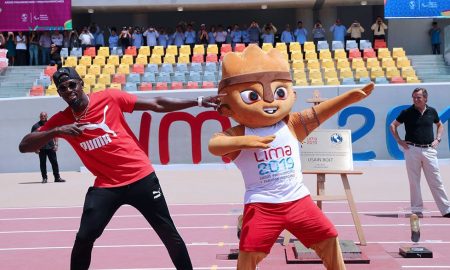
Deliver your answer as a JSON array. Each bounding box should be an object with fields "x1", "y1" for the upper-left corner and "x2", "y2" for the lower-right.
[{"x1": 390, "y1": 87, "x2": 450, "y2": 218}]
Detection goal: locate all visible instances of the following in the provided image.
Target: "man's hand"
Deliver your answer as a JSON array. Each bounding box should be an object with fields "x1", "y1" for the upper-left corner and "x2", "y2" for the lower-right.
[
  {"x1": 57, "y1": 123, "x2": 90, "y2": 137},
  {"x1": 201, "y1": 94, "x2": 226, "y2": 109},
  {"x1": 398, "y1": 140, "x2": 410, "y2": 150}
]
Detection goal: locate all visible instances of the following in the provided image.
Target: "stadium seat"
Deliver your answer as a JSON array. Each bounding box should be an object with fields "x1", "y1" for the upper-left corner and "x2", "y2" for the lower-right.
[
  {"x1": 385, "y1": 67, "x2": 400, "y2": 79},
  {"x1": 396, "y1": 57, "x2": 411, "y2": 68},
  {"x1": 155, "y1": 82, "x2": 169, "y2": 90},
  {"x1": 160, "y1": 63, "x2": 174, "y2": 73},
  {"x1": 363, "y1": 48, "x2": 377, "y2": 60},
  {"x1": 175, "y1": 63, "x2": 188, "y2": 73},
  {"x1": 351, "y1": 58, "x2": 365, "y2": 69},
  {"x1": 110, "y1": 47, "x2": 123, "y2": 56},
  {"x1": 45, "y1": 84, "x2": 58, "y2": 96},
  {"x1": 206, "y1": 54, "x2": 218, "y2": 63},
  {"x1": 152, "y1": 46, "x2": 165, "y2": 56},
  {"x1": 83, "y1": 74, "x2": 96, "y2": 86},
  {"x1": 202, "y1": 81, "x2": 215, "y2": 88},
  {"x1": 304, "y1": 42, "x2": 315, "y2": 52},
  {"x1": 326, "y1": 77, "x2": 340, "y2": 85},
  {"x1": 381, "y1": 58, "x2": 396, "y2": 69},
  {"x1": 109, "y1": 83, "x2": 122, "y2": 90},
  {"x1": 377, "y1": 48, "x2": 391, "y2": 59},
  {"x1": 107, "y1": 55, "x2": 120, "y2": 66},
  {"x1": 401, "y1": 67, "x2": 416, "y2": 78},
  {"x1": 339, "y1": 68, "x2": 353, "y2": 79},
  {"x1": 207, "y1": 44, "x2": 218, "y2": 55},
  {"x1": 163, "y1": 54, "x2": 176, "y2": 64},
  {"x1": 358, "y1": 77, "x2": 372, "y2": 84},
  {"x1": 93, "y1": 56, "x2": 106, "y2": 66},
  {"x1": 220, "y1": 44, "x2": 232, "y2": 55},
  {"x1": 88, "y1": 64, "x2": 101, "y2": 76},
  {"x1": 293, "y1": 70, "x2": 307, "y2": 80},
  {"x1": 193, "y1": 44, "x2": 205, "y2": 55},
  {"x1": 336, "y1": 59, "x2": 350, "y2": 69},
  {"x1": 84, "y1": 47, "x2": 96, "y2": 57},
  {"x1": 290, "y1": 51, "x2": 303, "y2": 61},
  {"x1": 142, "y1": 72, "x2": 156, "y2": 83},
  {"x1": 406, "y1": 76, "x2": 421, "y2": 83},
  {"x1": 44, "y1": 65, "x2": 57, "y2": 77},
  {"x1": 75, "y1": 65, "x2": 87, "y2": 77},
  {"x1": 294, "y1": 79, "x2": 308, "y2": 86},
  {"x1": 172, "y1": 72, "x2": 186, "y2": 82},
  {"x1": 331, "y1": 41, "x2": 344, "y2": 51},
  {"x1": 145, "y1": 63, "x2": 159, "y2": 73},
  {"x1": 149, "y1": 54, "x2": 162, "y2": 64},
  {"x1": 234, "y1": 43, "x2": 246, "y2": 52},
  {"x1": 156, "y1": 72, "x2": 171, "y2": 83},
  {"x1": 98, "y1": 47, "x2": 110, "y2": 57},
  {"x1": 342, "y1": 77, "x2": 356, "y2": 85},
  {"x1": 177, "y1": 54, "x2": 190, "y2": 64},
  {"x1": 333, "y1": 49, "x2": 346, "y2": 60},
  {"x1": 391, "y1": 76, "x2": 405, "y2": 84},
  {"x1": 60, "y1": 48, "x2": 69, "y2": 58},
  {"x1": 306, "y1": 59, "x2": 320, "y2": 70},
  {"x1": 120, "y1": 55, "x2": 133, "y2": 65},
  {"x1": 125, "y1": 46, "x2": 137, "y2": 56},
  {"x1": 366, "y1": 58, "x2": 380, "y2": 69},
  {"x1": 188, "y1": 71, "x2": 202, "y2": 82},
  {"x1": 63, "y1": 56, "x2": 78, "y2": 67},
  {"x1": 112, "y1": 73, "x2": 127, "y2": 84},
  {"x1": 319, "y1": 50, "x2": 332, "y2": 60},
  {"x1": 179, "y1": 45, "x2": 191, "y2": 56},
  {"x1": 170, "y1": 81, "x2": 183, "y2": 90},
  {"x1": 359, "y1": 40, "x2": 372, "y2": 50},
  {"x1": 308, "y1": 70, "x2": 322, "y2": 80},
  {"x1": 192, "y1": 54, "x2": 204, "y2": 63},
  {"x1": 190, "y1": 62, "x2": 202, "y2": 72},
  {"x1": 139, "y1": 82, "x2": 153, "y2": 91},
  {"x1": 203, "y1": 71, "x2": 216, "y2": 82},
  {"x1": 103, "y1": 64, "x2": 116, "y2": 75},
  {"x1": 124, "y1": 82, "x2": 138, "y2": 92},
  {"x1": 310, "y1": 78, "x2": 324, "y2": 86},
  {"x1": 304, "y1": 51, "x2": 317, "y2": 60},
  {"x1": 166, "y1": 45, "x2": 178, "y2": 56},
  {"x1": 70, "y1": 47, "x2": 82, "y2": 57},
  {"x1": 370, "y1": 67, "x2": 384, "y2": 79},
  {"x1": 139, "y1": 46, "x2": 151, "y2": 56},
  {"x1": 374, "y1": 39, "x2": 387, "y2": 50},
  {"x1": 132, "y1": 64, "x2": 145, "y2": 74},
  {"x1": 392, "y1": 47, "x2": 406, "y2": 59},
  {"x1": 136, "y1": 54, "x2": 149, "y2": 65},
  {"x1": 30, "y1": 85, "x2": 44, "y2": 96},
  {"x1": 127, "y1": 73, "x2": 141, "y2": 83},
  {"x1": 79, "y1": 56, "x2": 92, "y2": 67},
  {"x1": 117, "y1": 64, "x2": 130, "y2": 74},
  {"x1": 291, "y1": 60, "x2": 305, "y2": 70},
  {"x1": 92, "y1": 83, "x2": 106, "y2": 92},
  {"x1": 321, "y1": 59, "x2": 334, "y2": 69},
  {"x1": 374, "y1": 77, "x2": 389, "y2": 84},
  {"x1": 204, "y1": 62, "x2": 218, "y2": 72},
  {"x1": 275, "y1": 42, "x2": 287, "y2": 53},
  {"x1": 112, "y1": 73, "x2": 126, "y2": 84},
  {"x1": 348, "y1": 49, "x2": 362, "y2": 60},
  {"x1": 186, "y1": 81, "x2": 199, "y2": 89},
  {"x1": 98, "y1": 74, "x2": 111, "y2": 85},
  {"x1": 346, "y1": 40, "x2": 358, "y2": 51},
  {"x1": 354, "y1": 68, "x2": 369, "y2": 79},
  {"x1": 317, "y1": 41, "x2": 329, "y2": 51},
  {"x1": 324, "y1": 68, "x2": 338, "y2": 79}
]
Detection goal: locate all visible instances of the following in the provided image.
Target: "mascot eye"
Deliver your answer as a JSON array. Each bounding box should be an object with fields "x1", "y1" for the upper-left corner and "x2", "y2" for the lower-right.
[
  {"x1": 240, "y1": 90, "x2": 261, "y2": 104},
  {"x1": 274, "y1": 87, "x2": 288, "y2": 100}
]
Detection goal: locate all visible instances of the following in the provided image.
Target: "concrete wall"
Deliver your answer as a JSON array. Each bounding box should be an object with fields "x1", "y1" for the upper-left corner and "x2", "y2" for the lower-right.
[{"x1": 1, "y1": 84, "x2": 449, "y2": 173}]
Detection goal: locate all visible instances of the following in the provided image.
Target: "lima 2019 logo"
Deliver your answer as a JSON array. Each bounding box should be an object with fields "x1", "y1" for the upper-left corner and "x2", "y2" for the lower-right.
[{"x1": 330, "y1": 133, "x2": 343, "y2": 144}]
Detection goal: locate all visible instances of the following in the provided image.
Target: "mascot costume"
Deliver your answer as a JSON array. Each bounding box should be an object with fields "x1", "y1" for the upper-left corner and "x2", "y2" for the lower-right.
[{"x1": 208, "y1": 44, "x2": 374, "y2": 270}]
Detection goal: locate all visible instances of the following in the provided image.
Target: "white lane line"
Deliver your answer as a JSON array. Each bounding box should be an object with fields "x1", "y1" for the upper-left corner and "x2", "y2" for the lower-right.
[
  {"x1": 402, "y1": 267, "x2": 450, "y2": 269},
  {"x1": 93, "y1": 268, "x2": 237, "y2": 270}
]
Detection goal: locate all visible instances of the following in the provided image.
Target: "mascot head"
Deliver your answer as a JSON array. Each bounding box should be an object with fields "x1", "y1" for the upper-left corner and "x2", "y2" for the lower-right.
[{"x1": 218, "y1": 44, "x2": 295, "y2": 128}]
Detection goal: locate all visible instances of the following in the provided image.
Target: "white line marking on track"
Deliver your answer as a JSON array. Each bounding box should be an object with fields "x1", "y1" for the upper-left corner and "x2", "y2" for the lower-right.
[
  {"x1": 402, "y1": 266, "x2": 450, "y2": 269},
  {"x1": 93, "y1": 268, "x2": 237, "y2": 270}
]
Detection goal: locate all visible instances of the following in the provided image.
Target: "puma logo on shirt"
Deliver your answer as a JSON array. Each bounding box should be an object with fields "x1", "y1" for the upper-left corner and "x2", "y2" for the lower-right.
[{"x1": 79, "y1": 105, "x2": 117, "y2": 151}]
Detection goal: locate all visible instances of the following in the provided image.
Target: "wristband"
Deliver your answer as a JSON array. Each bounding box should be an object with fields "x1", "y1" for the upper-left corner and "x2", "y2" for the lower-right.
[
  {"x1": 436, "y1": 138, "x2": 441, "y2": 143},
  {"x1": 197, "y1": 96, "x2": 203, "y2": 107}
]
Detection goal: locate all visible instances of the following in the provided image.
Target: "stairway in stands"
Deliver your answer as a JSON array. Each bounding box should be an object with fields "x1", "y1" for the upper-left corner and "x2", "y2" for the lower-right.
[
  {"x1": 410, "y1": 54, "x2": 450, "y2": 83},
  {"x1": 0, "y1": 66, "x2": 44, "y2": 98}
]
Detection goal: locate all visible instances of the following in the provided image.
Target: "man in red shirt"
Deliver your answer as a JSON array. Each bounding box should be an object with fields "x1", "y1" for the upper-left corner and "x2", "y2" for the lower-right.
[{"x1": 19, "y1": 67, "x2": 220, "y2": 270}]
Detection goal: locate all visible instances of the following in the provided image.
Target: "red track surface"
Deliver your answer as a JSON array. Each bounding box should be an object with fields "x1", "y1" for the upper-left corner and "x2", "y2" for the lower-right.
[{"x1": 1, "y1": 201, "x2": 449, "y2": 269}]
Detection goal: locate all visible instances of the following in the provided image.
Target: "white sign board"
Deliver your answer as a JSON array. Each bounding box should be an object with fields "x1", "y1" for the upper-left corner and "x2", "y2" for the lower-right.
[{"x1": 301, "y1": 129, "x2": 353, "y2": 171}]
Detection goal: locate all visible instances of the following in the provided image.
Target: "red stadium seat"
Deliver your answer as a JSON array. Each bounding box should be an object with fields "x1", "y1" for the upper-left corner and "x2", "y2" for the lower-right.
[
  {"x1": 186, "y1": 81, "x2": 199, "y2": 89},
  {"x1": 155, "y1": 82, "x2": 168, "y2": 90},
  {"x1": 391, "y1": 76, "x2": 405, "y2": 84},
  {"x1": 139, "y1": 82, "x2": 153, "y2": 91},
  {"x1": 30, "y1": 85, "x2": 44, "y2": 96},
  {"x1": 125, "y1": 46, "x2": 137, "y2": 56},
  {"x1": 348, "y1": 48, "x2": 362, "y2": 60},
  {"x1": 83, "y1": 47, "x2": 96, "y2": 57},
  {"x1": 220, "y1": 44, "x2": 232, "y2": 55},
  {"x1": 202, "y1": 81, "x2": 215, "y2": 89},
  {"x1": 132, "y1": 64, "x2": 145, "y2": 74},
  {"x1": 171, "y1": 81, "x2": 183, "y2": 89},
  {"x1": 44, "y1": 65, "x2": 57, "y2": 77},
  {"x1": 192, "y1": 54, "x2": 204, "y2": 63},
  {"x1": 363, "y1": 48, "x2": 376, "y2": 60},
  {"x1": 234, "y1": 43, "x2": 246, "y2": 52},
  {"x1": 206, "y1": 54, "x2": 218, "y2": 63},
  {"x1": 112, "y1": 73, "x2": 126, "y2": 84},
  {"x1": 374, "y1": 39, "x2": 387, "y2": 50}
]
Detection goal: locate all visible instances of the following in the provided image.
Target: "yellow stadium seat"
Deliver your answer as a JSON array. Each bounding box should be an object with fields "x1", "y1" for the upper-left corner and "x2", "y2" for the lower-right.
[
  {"x1": 83, "y1": 74, "x2": 96, "y2": 86},
  {"x1": 79, "y1": 56, "x2": 92, "y2": 67},
  {"x1": 166, "y1": 45, "x2": 178, "y2": 56},
  {"x1": 308, "y1": 69, "x2": 322, "y2": 80},
  {"x1": 396, "y1": 57, "x2": 411, "y2": 68},
  {"x1": 377, "y1": 48, "x2": 391, "y2": 59},
  {"x1": 83, "y1": 84, "x2": 91, "y2": 94},
  {"x1": 152, "y1": 46, "x2": 164, "y2": 56},
  {"x1": 304, "y1": 42, "x2": 315, "y2": 52},
  {"x1": 179, "y1": 45, "x2": 191, "y2": 56},
  {"x1": 275, "y1": 42, "x2": 287, "y2": 53},
  {"x1": 207, "y1": 44, "x2": 218, "y2": 55},
  {"x1": 291, "y1": 51, "x2": 303, "y2": 61},
  {"x1": 177, "y1": 54, "x2": 190, "y2": 64},
  {"x1": 97, "y1": 74, "x2": 111, "y2": 85},
  {"x1": 107, "y1": 55, "x2": 120, "y2": 66},
  {"x1": 310, "y1": 78, "x2": 324, "y2": 86},
  {"x1": 321, "y1": 59, "x2": 334, "y2": 69},
  {"x1": 93, "y1": 56, "x2": 106, "y2": 66},
  {"x1": 46, "y1": 84, "x2": 58, "y2": 96},
  {"x1": 385, "y1": 67, "x2": 400, "y2": 79},
  {"x1": 323, "y1": 68, "x2": 338, "y2": 79},
  {"x1": 406, "y1": 76, "x2": 421, "y2": 83},
  {"x1": 139, "y1": 46, "x2": 151, "y2": 56},
  {"x1": 291, "y1": 60, "x2": 304, "y2": 70},
  {"x1": 307, "y1": 59, "x2": 320, "y2": 70},
  {"x1": 121, "y1": 55, "x2": 134, "y2": 65},
  {"x1": 319, "y1": 50, "x2": 332, "y2": 60},
  {"x1": 392, "y1": 47, "x2": 406, "y2": 59},
  {"x1": 163, "y1": 54, "x2": 176, "y2": 64},
  {"x1": 293, "y1": 70, "x2": 307, "y2": 80},
  {"x1": 336, "y1": 59, "x2": 350, "y2": 69},
  {"x1": 262, "y1": 43, "x2": 273, "y2": 52},
  {"x1": 289, "y1": 42, "x2": 301, "y2": 52},
  {"x1": 401, "y1": 67, "x2": 416, "y2": 78},
  {"x1": 149, "y1": 54, "x2": 162, "y2": 64},
  {"x1": 92, "y1": 83, "x2": 106, "y2": 92},
  {"x1": 326, "y1": 77, "x2": 340, "y2": 85},
  {"x1": 75, "y1": 65, "x2": 87, "y2": 77},
  {"x1": 334, "y1": 49, "x2": 346, "y2": 60},
  {"x1": 294, "y1": 79, "x2": 308, "y2": 86},
  {"x1": 98, "y1": 47, "x2": 110, "y2": 57},
  {"x1": 136, "y1": 54, "x2": 148, "y2": 65},
  {"x1": 193, "y1": 44, "x2": 205, "y2": 55},
  {"x1": 370, "y1": 67, "x2": 385, "y2": 79},
  {"x1": 381, "y1": 58, "x2": 396, "y2": 69},
  {"x1": 304, "y1": 51, "x2": 317, "y2": 60},
  {"x1": 64, "y1": 56, "x2": 78, "y2": 67},
  {"x1": 366, "y1": 58, "x2": 380, "y2": 69},
  {"x1": 351, "y1": 58, "x2": 365, "y2": 70},
  {"x1": 109, "y1": 83, "x2": 122, "y2": 90},
  {"x1": 354, "y1": 68, "x2": 369, "y2": 79},
  {"x1": 103, "y1": 64, "x2": 116, "y2": 75},
  {"x1": 117, "y1": 64, "x2": 130, "y2": 75},
  {"x1": 339, "y1": 68, "x2": 354, "y2": 79},
  {"x1": 88, "y1": 64, "x2": 101, "y2": 76}
]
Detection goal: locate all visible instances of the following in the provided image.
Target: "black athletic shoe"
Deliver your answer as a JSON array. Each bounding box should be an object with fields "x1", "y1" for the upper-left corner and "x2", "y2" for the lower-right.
[
  {"x1": 410, "y1": 213, "x2": 420, "y2": 243},
  {"x1": 42, "y1": 178, "x2": 47, "y2": 183},
  {"x1": 443, "y1": 213, "x2": 450, "y2": 218},
  {"x1": 55, "y1": 178, "x2": 66, "y2": 183}
]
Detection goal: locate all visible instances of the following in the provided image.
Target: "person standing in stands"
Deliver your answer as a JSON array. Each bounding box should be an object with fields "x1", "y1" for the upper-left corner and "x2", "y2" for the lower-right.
[
  {"x1": 29, "y1": 31, "x2": 40, "y2": 66},
  {"x1": 347, "y1": 20, "x2": 364, "y2": 45},
  {"x1": 108, "y1": 27, "x2": 119, "y2": 50},
  {"x1": 312, "y1": 21, "x2": 326, "y2": 47},
  {"x1": 294, "y1": 21, "x2": 308, "y2": 52},
  {"x1": 230, "y1": 24, "x2": 242, "y2": 49},
  {"x1": 371, "y1": 16, "x2": 388, "y2": 43},
  {"x1": 19, "y1": 67, "x2": 221, "y2": 270},
  {"x1": 31, "y1": 112, "x2": 65, "y2": 184},
  {"x1": 330, "y1": 19, "x2": 347, "y2": 45},
  {"x1": 247, "y1": 21, "x2": 261, "y2": 45},
  {"x1": 390, "y1": 88, "x2": 450, "y2": 218},
  {"x1": 429, "y1": 22, "x2": 441, "y2": 55},
  {"x1": 280, "y1": 24, "x2": 294, "y2": 45}
]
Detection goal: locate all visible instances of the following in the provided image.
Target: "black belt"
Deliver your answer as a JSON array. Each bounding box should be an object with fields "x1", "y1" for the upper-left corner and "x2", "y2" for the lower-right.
[{"x1": 407, "y1": 142, "x2": 432, "y2": 148}]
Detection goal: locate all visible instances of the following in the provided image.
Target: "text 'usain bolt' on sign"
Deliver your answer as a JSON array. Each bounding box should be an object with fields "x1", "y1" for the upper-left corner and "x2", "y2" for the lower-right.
[{"x1": 301, "y1": 129, "x2": 353, "y2": 171}]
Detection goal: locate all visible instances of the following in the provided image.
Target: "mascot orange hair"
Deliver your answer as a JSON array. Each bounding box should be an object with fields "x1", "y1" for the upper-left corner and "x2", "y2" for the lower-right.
[{"x1": 209, "y1": 44, "x2": 374, "y2": 270}]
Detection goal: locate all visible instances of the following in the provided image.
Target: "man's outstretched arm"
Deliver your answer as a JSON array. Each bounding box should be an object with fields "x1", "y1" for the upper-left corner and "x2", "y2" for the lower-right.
[{"x1": 134, "y1": 95, "x2": 221, "y2": 112}]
